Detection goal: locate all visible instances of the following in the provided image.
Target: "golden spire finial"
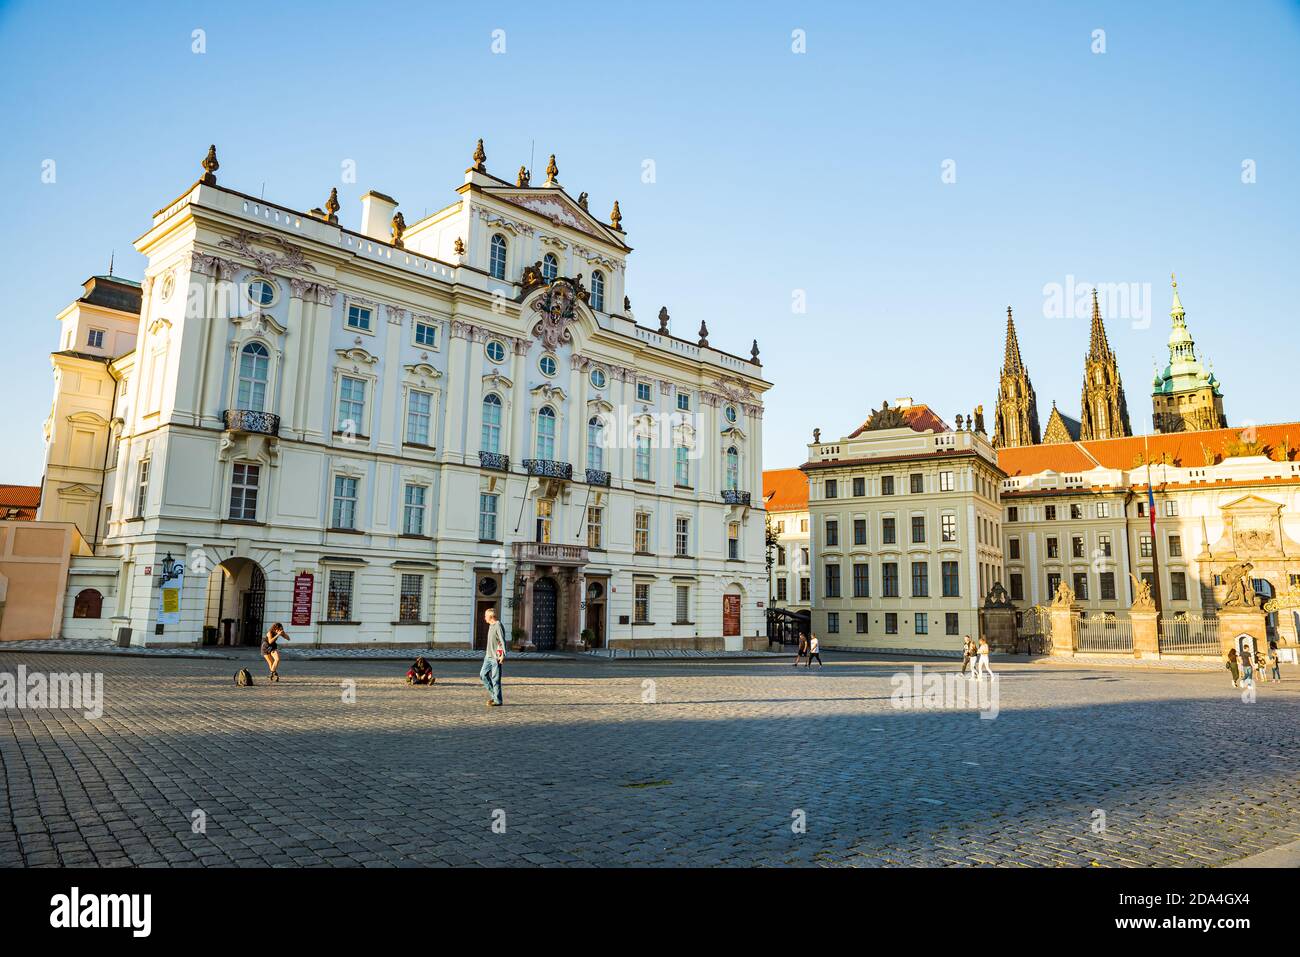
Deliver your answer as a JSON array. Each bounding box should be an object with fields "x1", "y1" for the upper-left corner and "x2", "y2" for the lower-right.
[
  {"x1": 471, "y1": 138, "x2": 487, "y2": 173},
  {"x1": 200, "y1": 144, "x2": 219, "y2": 185},
  {"x1": 325, "y1": 187, "x2": 340, "y2": 223},
  {"x1": 1171, "y1": 271, "x2": 1177, "y2": 289},
  {"x1": 544, "y1": 154, "x2": 559, "y2": 186},
  {"x1": 610, "y1": 200, "x2": 623, "y2": 231}
]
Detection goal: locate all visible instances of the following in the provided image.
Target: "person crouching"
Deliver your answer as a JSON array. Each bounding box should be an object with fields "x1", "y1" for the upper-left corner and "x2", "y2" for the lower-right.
[{"x1": 407, "y1": 656, "x2": 435, "y2": 686}]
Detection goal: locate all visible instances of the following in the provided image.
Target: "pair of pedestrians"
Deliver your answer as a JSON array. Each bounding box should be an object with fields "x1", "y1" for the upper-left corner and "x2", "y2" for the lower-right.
[
  {"x1": 960, "y1": 635, "x2": 994, "y2": 679},
  {"x1": 793, "y1": 632, "x2": 823, "y2": 668}
]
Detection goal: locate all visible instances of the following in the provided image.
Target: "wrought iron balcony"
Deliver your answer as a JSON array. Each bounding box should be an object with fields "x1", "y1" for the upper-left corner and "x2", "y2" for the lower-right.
[
  {"x1": 512, "y1": 541, "x2": 589, "y2": 566},
  {"x1": 479, "y1": 451, "x2": 510, "y2": 472},
  {"x1": 722, "y1": 489, "x2": 752, "y2": 506},
  {"x1": 223, "y1": 409, "x2": 281, "y2": 436},
  {"x1": 522, "y1": 459, "x2": 573, "y2": 480},
  {"x1": 585, "y1": 468, "x2": 611, "y2": 487}
]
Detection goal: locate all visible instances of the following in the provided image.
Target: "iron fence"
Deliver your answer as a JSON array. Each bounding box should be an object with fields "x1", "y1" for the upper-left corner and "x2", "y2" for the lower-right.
[
  {"x1": 1076, "y1": 615, "x2": 1133, "y2": 653},
  {"x1": 1159, "y1": 617, "x2": 1220, "y2": 655}
]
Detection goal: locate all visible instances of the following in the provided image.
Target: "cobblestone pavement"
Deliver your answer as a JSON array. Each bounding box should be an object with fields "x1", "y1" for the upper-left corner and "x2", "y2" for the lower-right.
[{"x1": 0, "y1": 651, "x2": 1296, "y2": 867}]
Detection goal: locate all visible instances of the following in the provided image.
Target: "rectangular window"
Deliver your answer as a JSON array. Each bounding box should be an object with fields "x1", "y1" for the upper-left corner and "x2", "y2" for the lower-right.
[
  {"x1": 852, "y1": 477, "x2": 865, "y2": 497},
  {"x1": 676, "y1": 391, "x2": 690, "y2": 411},
  {"x1": 535, "y1": 499, "x2": 553, "y2": 543},
  {"x1": 675, "y1": 585, "x2": 690, "y2": 623},
  {"x1": 853, "y1": 563, "x2": 870, "y2": 598},
  {"x1": 1073, "y1": 572, "x2": 1089, "y2": 600},
  {"x1": 1139, "y1": 535, "x2": 1152, "y2": 558},
  {"x1": 634, "y1": 583, "x2": 650, "y2": 623},
  {"x1": 1046, "y1": 536, "x2": 1059, "y2": 559},
  {"x1": 1165, "y1": 500, "x2": 1179, "y2": 517},
  {"x1": 911, "y1": 561, "x2": 929, "y2": 598},
  {"x1": 941, "y1": 514, "x2": 956, "y2": 543},
  {"x1": 346, "y1": 304, "x2": 372, "y2": 331},
  {"x1": 941, "y1": 560, "x2": 960, "y2": 597},
  {"x1": 1007, "y1": 506, "x2": 1018, "y2": 522},
  {"x1": 777, "y1": 578, "x2": 788, "y2": 601},
  {"x1": 825, "y1": 519, "x2": 839, "y2": 547},
  {"x1": 636, "y1": 381, "x2": 652, "y2": 402},
  {"x1": 405, "y1": 390, "x2": 432, "y2": 445},
  {"x1": 911, "y1": 515, "x2": 925, "y2": 544},
  {"x1": 86, "y1": 328, "x2": 105, "y2": 349},
  {"x1": 914, "y1": 612, "x2": 928, "y2": 635},
  {"x1": 1098, "y1": 534, "x2": 1112, "y2": 557},
  {"x1": 885, "y1": 612, "x2": 898, "y2": 635},
  {"x1": 825, "y1": 479, "x2": 838, "y2": 499},
  {"x1": 479, "y1": 493, "x2": 498, "y2": 541},
  {"x1": 882, "y1": 476, "x2": 895, "y2": 496},
  {"x1": 1044, "y1": 505, "x2": 1056, "y2": 521},
  {"x1": 939, "y1": 471, "x2": 954, "y2": 492},
  {"x1": 413, "y1": 319, "x2": 439, "y2": 348},
  {"x1": 1097, "y1": 502, "x2": 1110, "y2": 519},
  {"x1": 402, "y1": 484, "x2": 426, "y2": 536},
  {"x1": 398, "y1": 574, "x2": 424, "y2": 623},
  {"x1": 825, "y1": 563, "x2": 841, "y2": 598},
  {"x1": 776, "y1": 545, "x2": 786, "y2": 566},
  {"x1": 882, "y1": 517, "x2": 896, "y2": 545},
  {"x1": 1168, "y1": 535, "x2": 1182, "y2": 557},
  {"x1": 856, "y1": 612, "x2": 868, "y2": 634},
  {"x1": 826, "y1": 612, "x2": 840, "y2": 634},
  {"x1": 1009, "y1": 573, "x2": 1024, "y2": 601},
  {"x1": 635, "y1": 511, "x2": 651, "y2": 553},
  {"x1": 229, "y1": 462, "x2": 260, "y2": 521},
  {"x1": 1008, "y1": 537, "x2": 1020, "y2": 560},
  {"x1": 882, "y1": 562, "x2": 899, "y2": 597},
  {"x1": 1170, "y1": 572, "x2": 1188, "y2": 601},
  {"x1": 587, "y1": 506, "x2": 603, "y2": 549},
  {"x1": 1071, "y1": 536, "x2": 1085, "y2": 559},
  {"x1": 1100, "y1": 571, "x2": 1116, "y2": 600},
  {"x1": 945, "y1": 612, "x2": 959, "y2": 636},
  {"x1": 675, "y1": 445, "x2": 690, "y2": 486},
  {"x1": 909, "y1": 473, "x2": 924, "y2": 494},
  {"x1": 135, "y1": 460, "x2": 150, "y2": 517},
  {"x1": 337, "y1": 376, "x2": 366, "y2": 434},
  {"x1": 327, "y1": 570, "x2": 354, "y2": 622},
  {"x1": 635, "y1": 436, "x2": 652, "y2": 481},
  {"x1": 1047, "y1": 572, "x2": 1061, "y2": 596},
  {"x1": 853, "y1": 518, "x2": 867, "y2": 545},
  {"x1": 1070, "y1": 504, "x2": 1083, "y2": 520},
  {"x1": 727, "y1": 522, "x2": 740, "y2": 560},
  {"x1": 331, "y1": 476, "x2": 358, "y2": 529},
  {"x1": 675, "y1": 516, "x2": 690, "y2": 557},
  {"x1": 800, "y1": 578, "x2": 810, "y2": 602}
]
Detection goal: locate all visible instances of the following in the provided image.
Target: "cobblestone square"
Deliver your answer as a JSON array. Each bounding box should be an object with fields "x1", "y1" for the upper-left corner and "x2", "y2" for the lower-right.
[{"x1": 1, "y1": 652, "x2": 1296, "y2": 867}]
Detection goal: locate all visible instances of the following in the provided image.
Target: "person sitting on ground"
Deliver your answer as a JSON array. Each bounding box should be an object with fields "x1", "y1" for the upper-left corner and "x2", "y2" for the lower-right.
[{"x1": 407, "y1": 656, "x2": 435, "y2": 686}]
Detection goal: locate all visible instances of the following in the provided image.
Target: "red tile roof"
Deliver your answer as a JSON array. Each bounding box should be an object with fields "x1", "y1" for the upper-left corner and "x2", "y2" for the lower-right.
[
  {"x1": 997, "y1": 423, "x2": 1300, "y2": 477},
  {"x1": 762, "y1": 468, "x2": 808, "y2": 511},
  {"x1": 846, "y1": 403, "x2": 950, "y2": 439},
  {"x1": 0, "y1": 484, "x2": 40, "y2": 521}
]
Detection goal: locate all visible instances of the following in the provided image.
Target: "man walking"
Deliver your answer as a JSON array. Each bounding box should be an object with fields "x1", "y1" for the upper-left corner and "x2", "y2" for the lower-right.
[{"x1": 481, "y1": 606, "x2": 506, "y2": 707}]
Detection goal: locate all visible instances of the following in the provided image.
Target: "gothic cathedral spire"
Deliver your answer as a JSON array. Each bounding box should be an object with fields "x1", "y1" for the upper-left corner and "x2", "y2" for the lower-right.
[
  {"x1": 992, "y1": 306, "x2": 1041, "y2": 448},
  {"x1": 1078, "y1": 289, "x2": 1132, "y2": 441}
]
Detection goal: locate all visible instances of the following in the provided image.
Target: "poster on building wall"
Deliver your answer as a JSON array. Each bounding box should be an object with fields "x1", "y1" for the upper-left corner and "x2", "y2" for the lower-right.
[
  {"x1": 157, "y1": 564, "x2": 184, "y2": 626},
  {"x1": 723, "y1": 594, "x2": 741, "y2": 636},
  {"x1": 292, "y1": 572, "x2": 314, "y2": 626}
]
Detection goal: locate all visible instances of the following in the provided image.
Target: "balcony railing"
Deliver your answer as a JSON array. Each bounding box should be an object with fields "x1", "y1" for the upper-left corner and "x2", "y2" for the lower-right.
[
  {"x1": 512, "y1": 542, "x2": 588, "y2": 566},
  {"x1": 223, "y1": 409, "x2": 281, "y2": 436},
  {"x1": 479, "y1": 451, "x2": 510, "y2": 472},
  {"x1": 721, "y1": 489, "x2": 752, "y2": 506},
  {"x1": 522, "y1": 459, "x2": 573, "y2": 480},
  {"x1": 585, "y1": 468, "x2": 611, "y2": 487}
]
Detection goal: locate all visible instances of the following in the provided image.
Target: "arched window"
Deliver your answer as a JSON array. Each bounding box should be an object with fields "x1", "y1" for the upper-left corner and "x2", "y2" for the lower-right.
[
  {"x1": 489, "y1": 233, "x2": 508, "y2": 280},
  {"x1": 591, "y1": 270, "x2": 605, "y2": 312},
  {"x1": 237, "y1": 342, "x2": 270, "y2": 412},
  {"x1": 587, "y1": 416, "x2": 604, "y2": 470},
  {"x1": 542, "y1": 253, "x2": 558, "y2": 282},
  {"x1": 481, "y1": 394, "x2": 502, "y2": 453},
  {"x1": 73, "y1": 588, "x2": 103, "y2": 619},
  {"x1": 535, "y1": 405, "x2": 557, "y2": 460},
  {"x1": 726, "y1": 446, "x2": 740, "y2": 491}
]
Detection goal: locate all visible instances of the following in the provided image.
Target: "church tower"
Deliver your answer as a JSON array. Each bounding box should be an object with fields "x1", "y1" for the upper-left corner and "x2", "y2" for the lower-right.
[
  {"x1": 992, "y1": 306, "x2": 1041, "y2": 448},
  {"x1": 1151, "y1": 274, "x2": 1226, "y2": 433},
  {"x1": 1078, "y1": 289, "x2": 1132, "y2": 441}
]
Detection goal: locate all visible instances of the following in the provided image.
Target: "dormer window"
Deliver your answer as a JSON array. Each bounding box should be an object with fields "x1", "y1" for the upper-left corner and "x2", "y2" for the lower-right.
[
  {"x1": 542, "y1": 253, "x2": 558, "y2": 282},
  {"x1": 86, "y1": 328, "x2": 105, "y2": 349},
  {"x1": 489, "y1": 234, "x2": 508, "y2": 280},
  {"x1": 591, "y1": 270, "x2": 605, "y2": 311}
]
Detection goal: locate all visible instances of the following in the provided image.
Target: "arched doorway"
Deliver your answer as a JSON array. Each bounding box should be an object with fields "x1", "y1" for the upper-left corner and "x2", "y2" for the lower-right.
[
  {"x1": 204, "y1": 558, "x2": 266, "y2": 647},
  {"x1": 532, "y1": 577, "x2": 558, "y2": 651},
  {"x1": 584, "y1": 579, "x2": 607, "y2": 648},
  {"x1": 1253, "y1": 578, "x2": 1277, "y2": 639}
]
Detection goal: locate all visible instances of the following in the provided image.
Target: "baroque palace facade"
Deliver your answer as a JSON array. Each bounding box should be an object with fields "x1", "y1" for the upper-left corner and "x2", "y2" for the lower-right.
[
  {"x1": 791, "y1": 281, "x2": 1300, "y2": 653},
  {"x1": 37, "y1": 143, "x2": 771, "y2": 650}
]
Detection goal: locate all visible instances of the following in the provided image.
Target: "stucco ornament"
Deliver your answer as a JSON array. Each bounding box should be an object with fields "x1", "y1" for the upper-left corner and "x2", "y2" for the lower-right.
[{"x1": 530, "y1": 279, "x2": 581, "y2": 351}]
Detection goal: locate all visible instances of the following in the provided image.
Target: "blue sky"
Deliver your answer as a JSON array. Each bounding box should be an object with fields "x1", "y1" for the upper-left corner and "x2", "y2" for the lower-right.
[{"x1": 2, "y1": 0, "x2": 1297, "y2": 484}]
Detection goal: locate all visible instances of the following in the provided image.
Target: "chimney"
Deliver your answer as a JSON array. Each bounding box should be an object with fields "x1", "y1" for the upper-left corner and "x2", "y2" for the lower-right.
[
  {"x1": 894, "y1": 396, "x2": 914, "y2": 408},
  {"x1": 359, "y1": 190, "x2": 399, "y2": 241}
]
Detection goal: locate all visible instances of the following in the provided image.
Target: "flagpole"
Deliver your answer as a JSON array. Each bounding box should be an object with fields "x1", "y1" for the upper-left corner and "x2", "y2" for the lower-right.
[{"x1": 1145, "y1": 435, "x2": 1164, "y2": 620}]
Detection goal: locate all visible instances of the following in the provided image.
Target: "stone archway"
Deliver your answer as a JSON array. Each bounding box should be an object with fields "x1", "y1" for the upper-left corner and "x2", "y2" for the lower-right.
[{"x1": 204, "y1": 557, "x2": 266, "y2": 647}]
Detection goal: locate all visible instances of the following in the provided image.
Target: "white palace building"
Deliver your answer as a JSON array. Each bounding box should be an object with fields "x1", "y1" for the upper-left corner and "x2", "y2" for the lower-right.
[{"x1": 37, "y1": 143, "x2": 771, "y2": 651}]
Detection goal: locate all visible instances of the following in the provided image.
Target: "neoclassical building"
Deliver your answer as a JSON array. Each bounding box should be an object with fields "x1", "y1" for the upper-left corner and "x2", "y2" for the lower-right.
[{"x1": 36, "y1": 143, "x2": 771, "y2": 650}]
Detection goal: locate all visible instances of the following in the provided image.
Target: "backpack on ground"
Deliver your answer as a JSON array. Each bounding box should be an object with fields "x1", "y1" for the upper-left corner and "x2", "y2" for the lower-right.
[{"x1": 235, "y1": 668, "x2": 254, "y2": 687}]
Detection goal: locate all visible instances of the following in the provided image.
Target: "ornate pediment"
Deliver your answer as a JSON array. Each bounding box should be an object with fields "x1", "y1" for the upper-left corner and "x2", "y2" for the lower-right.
[
  {"x1": 218, "y1": 230, "x2": 317, "y2": 276},
  {"x1": 1208, "y1": 494, "x2": 1296, "y2": 560},
  {"x1": 57, "y1": 482, "x2": 101, "y2": 499},
  {"x1": 404, "y1": 363, "x2": 442, "y2": 388},
  {"x1": 482, "y1": 370, "x2": 514, "y2": 392},
  {"x1": 232, "y1": 310, "x2": 287, "y2": 337},
  {"x1": 335, "y1": 347, "x2": 379, "y2": 370},
  {"x1": 530, "y1": 382, "x2": 568, "y2": 403},
  {"x1": 491, "y1": 191, "x2": 605, "y2": 239}
]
